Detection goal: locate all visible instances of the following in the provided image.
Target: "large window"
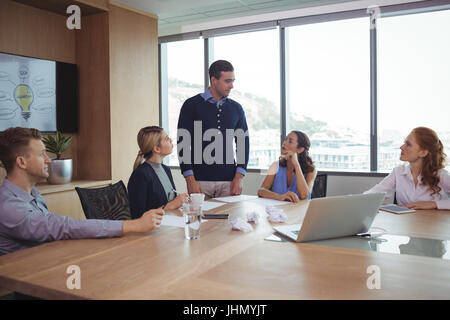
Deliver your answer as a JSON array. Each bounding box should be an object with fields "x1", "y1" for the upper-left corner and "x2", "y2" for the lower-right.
[
  {"x1": 378, "y1": 10, "x2": 450, "y2": 171},
  {"x1": 211, "y1": 29, "x2": 280, "y2": 169},
  {"x1": 160, "y1": 5, "x2": 450, "y2": 173},
  {"x1": 162, "y1": 39, "x2": 204, "y2": 166},
  {"x1": 286, "y1": 17, "x2": 370, "y2": 171}
]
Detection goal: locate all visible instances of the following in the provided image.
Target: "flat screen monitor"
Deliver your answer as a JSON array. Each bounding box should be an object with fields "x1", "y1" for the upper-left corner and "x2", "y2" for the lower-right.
[{"x1": 0, "y1": 51, "x2": 78, "y2": 133}]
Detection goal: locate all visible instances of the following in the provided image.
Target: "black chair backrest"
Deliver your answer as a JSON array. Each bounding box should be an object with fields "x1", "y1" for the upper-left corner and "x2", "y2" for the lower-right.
[
  {"x1": 75, "y1": 180, "x2": 132, "y2": 220},
  {"x1": 311, "y1": 173, "x2": 327, "y2": 199}
]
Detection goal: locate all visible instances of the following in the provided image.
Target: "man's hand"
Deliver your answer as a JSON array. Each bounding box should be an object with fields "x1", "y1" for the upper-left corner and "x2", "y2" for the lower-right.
[
  {"x1": 186, "y1": 175, "x2": 202, "y2": 194},
  {"x1": 405, "y1": 201, "x2": 437, "y2": 210},
  {"x1": 122, "y1": 208, "x2": 164, "y2": 235},
  {"x1": 230, "y1": 173, "x2": 244, "y2": 195}
]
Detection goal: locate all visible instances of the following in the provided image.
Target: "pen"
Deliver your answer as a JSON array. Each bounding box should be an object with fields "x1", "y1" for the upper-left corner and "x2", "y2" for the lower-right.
[
  {"x1": 202, "y1": 214, "x2": 229, "y2": 219},
  {"x1": 167, "y1": 189, "x2": 178, "y2": 202}
]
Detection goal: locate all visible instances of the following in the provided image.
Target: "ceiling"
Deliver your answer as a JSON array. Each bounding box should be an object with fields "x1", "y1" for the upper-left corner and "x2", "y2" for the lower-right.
[
  {"x1": 114, "y1": 0, "x2": 360, "y2": 34},
  {"x1": 11, "y1": 0, "x2": 427, "y2": 36}
]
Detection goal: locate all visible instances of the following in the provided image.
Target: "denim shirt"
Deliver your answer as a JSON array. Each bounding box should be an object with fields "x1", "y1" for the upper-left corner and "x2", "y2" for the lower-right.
[{"x1": 272, "y1": 163, "x2": 311, "y2": 200}]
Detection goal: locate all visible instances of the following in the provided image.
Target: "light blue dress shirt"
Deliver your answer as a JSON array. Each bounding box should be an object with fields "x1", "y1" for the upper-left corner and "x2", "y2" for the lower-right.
[{"x1": 0, "y1": 179, "x2": 123, "y2": 256}]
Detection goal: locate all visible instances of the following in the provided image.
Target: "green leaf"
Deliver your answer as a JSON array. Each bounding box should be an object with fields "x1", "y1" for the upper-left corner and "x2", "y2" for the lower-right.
[{"x1": 42, "y1": 131, "x2": 72, "y2": 159}]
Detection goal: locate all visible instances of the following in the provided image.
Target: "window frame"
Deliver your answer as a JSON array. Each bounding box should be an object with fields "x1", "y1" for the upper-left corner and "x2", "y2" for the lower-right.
[{"x1": 159, "y1": 0, "x2": 450, "y2": 175}]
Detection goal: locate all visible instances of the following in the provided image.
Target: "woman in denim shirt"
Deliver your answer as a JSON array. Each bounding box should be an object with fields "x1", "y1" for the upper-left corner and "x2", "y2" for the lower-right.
[{"x1": 258, "y1": 131, "x2": 317, "y2": 202}]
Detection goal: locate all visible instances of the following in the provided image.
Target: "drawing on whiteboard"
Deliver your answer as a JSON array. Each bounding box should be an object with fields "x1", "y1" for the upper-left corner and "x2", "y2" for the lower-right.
[{"x1": 0, "y1": 53, "x2": 56, "y2": 131}]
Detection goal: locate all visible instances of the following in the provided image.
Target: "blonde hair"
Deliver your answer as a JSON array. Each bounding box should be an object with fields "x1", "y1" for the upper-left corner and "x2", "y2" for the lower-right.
[{"x1": 133, "y1": 126, "x2": 164, "y2": 171}]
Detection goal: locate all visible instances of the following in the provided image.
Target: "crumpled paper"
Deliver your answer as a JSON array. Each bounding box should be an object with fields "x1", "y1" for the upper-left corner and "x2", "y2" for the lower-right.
[
  {"x1": 247, "y1": 211, "x2": 259, "y2": 224},
  {"x1": 265, "y1": 206, "x2": 287, "y2": 223},
  {"x1": 230, "y1": 217, "x2": 254, "y2": 232}
]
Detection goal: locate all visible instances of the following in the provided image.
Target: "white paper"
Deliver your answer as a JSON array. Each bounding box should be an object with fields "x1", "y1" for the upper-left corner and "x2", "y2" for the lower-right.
[
  {"x1": 265, "y1": 206, "x2": 288, "y2": 223},
  {"x1": 248, "y1": 197, "x2": 291, "y2": 206},
  {"x1": 247, "y1": 211, "x2": 259, "y2": 224},
  {"x1": 201, "y1": 201, "x2": 227, "y2": 211},
  {"x1": 161, "y1": 215, "x2": 185, "y2": 228},
  {"x1": 213, "y1": 195, "x2": 258, "y2": 203},
  {"x1": 230, "y1": 217, "x2": 253, "y2": 232}
]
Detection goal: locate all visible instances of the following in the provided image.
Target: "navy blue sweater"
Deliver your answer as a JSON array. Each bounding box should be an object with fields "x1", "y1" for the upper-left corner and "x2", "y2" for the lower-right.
[
  {"x1": 177, "y1": 94, "x2": 250, "y2": 181},
  {"x1": 127, "y1": 162, "x2": 176, "y2": 219}
]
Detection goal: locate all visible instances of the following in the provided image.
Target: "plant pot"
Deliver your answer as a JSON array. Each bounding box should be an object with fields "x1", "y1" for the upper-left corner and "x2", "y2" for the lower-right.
[{"x1": 47, "y1": 159, "x2": 72, "y2": 184}]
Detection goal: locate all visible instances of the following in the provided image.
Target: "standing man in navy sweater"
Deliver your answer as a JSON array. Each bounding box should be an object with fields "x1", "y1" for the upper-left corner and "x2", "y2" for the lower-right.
[{"x1": 177, "y1": 60, "x2": 250, "y2": 198}]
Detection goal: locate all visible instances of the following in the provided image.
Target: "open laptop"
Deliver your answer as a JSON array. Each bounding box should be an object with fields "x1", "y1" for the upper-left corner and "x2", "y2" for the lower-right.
[{"x1": 273, "y1": 193, "x2": 385, "y2": 242}]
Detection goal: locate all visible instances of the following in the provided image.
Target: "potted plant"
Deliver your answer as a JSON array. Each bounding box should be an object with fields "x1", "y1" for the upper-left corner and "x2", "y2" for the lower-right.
[{"x1": 42, "y1": 131, "x2": 73, "y2": 184}]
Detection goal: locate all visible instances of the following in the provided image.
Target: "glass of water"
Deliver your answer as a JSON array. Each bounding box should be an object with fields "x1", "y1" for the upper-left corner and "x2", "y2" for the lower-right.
[{"x1": 182, "y1": 200, "x2": 202, "y2": 240}]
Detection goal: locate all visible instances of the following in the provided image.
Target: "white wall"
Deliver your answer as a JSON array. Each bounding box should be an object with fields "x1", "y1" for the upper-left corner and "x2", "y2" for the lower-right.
[{"x1": 170, "y1": 168, "x2": 384, "y2": 197}]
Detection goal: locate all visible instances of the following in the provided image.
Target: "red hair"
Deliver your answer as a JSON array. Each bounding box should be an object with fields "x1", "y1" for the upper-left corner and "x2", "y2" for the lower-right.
[{"x1": 412, "y1": 127, "x2": 447, "y2": 196}]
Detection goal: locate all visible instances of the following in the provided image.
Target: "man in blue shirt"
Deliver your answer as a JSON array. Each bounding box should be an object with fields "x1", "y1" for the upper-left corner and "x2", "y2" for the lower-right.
[
  {"x1": 0, "y1": 127, "x2": 164, "y2": 256},
  {"x1": 177, "y1": 60, "x2": 250, "y2": 198}
]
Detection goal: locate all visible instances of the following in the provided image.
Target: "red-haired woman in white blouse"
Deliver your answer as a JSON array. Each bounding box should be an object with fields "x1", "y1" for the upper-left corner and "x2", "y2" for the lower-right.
[{"x1": 365, "y1": 127, "x2": 450, "y2": 210}]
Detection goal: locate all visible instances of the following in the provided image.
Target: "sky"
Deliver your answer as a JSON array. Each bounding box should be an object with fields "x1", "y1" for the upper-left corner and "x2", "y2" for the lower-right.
[{"x1": 166, "y1": 9, "x2": 450, "y2": 140}]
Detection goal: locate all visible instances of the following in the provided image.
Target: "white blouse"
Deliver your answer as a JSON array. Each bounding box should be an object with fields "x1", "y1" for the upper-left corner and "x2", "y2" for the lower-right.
[{"x1": 365, "y1": 164, "x2": 450, "y2": 210}]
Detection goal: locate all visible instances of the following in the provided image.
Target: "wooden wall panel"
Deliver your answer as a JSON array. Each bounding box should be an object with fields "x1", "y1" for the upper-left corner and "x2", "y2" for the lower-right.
[
  {"x1": 109, "y1": 1, "x2": 158, "y2": 19},
  {"x1": 76, "y1": 12, "x2": 111, "y2": 180},
  {"x1": 77, "y1": 0, "x2": 109, "y2": 10},
  {"x1": 0, "y1": 0, "x2": 80, "y2": 179},
  {"x1": 0, "y1": 0, "x2": 76, "y2": 63},
  {"x1": 108, "y1": 4, "x2": 159, "y2": 185},
  {"x1": 0, "y1": 0, "x2": 160, "y2": 188},
  {"x1": 11, "y1": 0, "x2": 107, "y2": 16},
  {"x1": 42, "y1": 190, "x2": 86, "y2": 220}
]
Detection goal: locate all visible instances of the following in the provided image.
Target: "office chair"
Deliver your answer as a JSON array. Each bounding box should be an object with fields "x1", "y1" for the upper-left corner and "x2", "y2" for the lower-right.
[
  {"x1": 311, "y1": 173, "x2": 327, "y2": 199},
  {"x1": 75, "y1": 180, "x2": 132, "y2": 220}
]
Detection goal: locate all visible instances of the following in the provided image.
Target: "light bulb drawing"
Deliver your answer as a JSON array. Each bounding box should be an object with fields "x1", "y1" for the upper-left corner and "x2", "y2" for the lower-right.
[
  {"x1": 0, "y1": 53, "x2": 56, "y2": 131},
  {"x1": 14, "y1": 84, "x2": 34, "y2": 121}
]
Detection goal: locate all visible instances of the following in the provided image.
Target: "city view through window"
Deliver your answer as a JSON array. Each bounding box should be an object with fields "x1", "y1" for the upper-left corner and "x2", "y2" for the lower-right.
[{"x1": 162, "y1": 10, "x2": 449, "y2": 172}]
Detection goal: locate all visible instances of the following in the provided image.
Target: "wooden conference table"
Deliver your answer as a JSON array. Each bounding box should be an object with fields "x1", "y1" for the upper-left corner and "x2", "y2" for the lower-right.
[{"x1": 0, "y1": 198, "x2": 450, "y2": 299}]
